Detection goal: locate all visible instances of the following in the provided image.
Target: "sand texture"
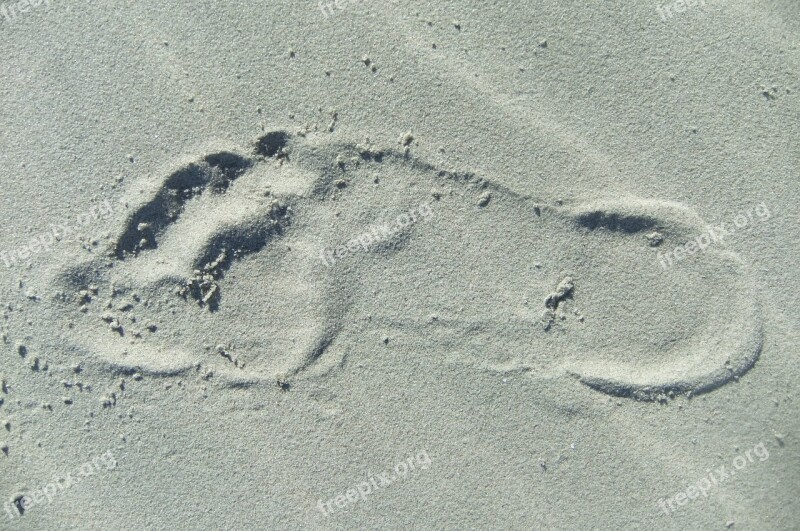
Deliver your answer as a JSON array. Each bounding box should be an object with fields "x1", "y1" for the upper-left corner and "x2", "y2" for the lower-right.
[{"x1": 0, "y1": 1, "x2": 798, "y2": 529}]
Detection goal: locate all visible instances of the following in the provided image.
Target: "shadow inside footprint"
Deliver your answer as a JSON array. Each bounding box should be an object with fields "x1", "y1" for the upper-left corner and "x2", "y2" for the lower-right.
[
  {"x1": 574, "y1": 210, "x2": 659, "y2": 233},
  {"x1": 115, "y1": 151, "x2": 252, "y2": 259}
]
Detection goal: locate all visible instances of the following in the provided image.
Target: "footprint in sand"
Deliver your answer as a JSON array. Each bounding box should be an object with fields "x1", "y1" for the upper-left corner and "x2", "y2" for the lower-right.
[{"x1": 42, "y1": 131, "x2": 762, "y2": 400}]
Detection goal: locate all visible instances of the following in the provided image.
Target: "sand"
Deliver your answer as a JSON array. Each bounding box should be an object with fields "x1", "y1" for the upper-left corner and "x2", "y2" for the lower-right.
[{"x1": 0, "y1": 0, "x2": 798, "y2": 529}]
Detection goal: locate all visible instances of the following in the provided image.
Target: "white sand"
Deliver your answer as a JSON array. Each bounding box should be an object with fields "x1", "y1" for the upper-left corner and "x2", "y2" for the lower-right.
[{"x1": 0, "y1": 0, "x2": 798, "y2": 529}]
